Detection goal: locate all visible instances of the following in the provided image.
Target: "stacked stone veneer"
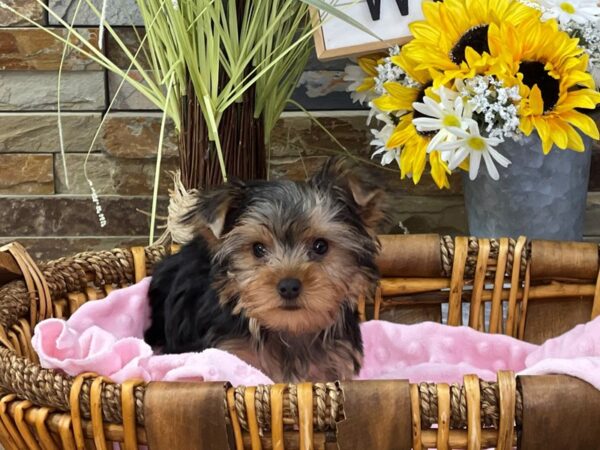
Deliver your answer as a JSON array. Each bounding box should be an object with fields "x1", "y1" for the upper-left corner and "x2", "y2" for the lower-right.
[{"x1": 0, "y1": 1, "x2": 599, "y2": 261}]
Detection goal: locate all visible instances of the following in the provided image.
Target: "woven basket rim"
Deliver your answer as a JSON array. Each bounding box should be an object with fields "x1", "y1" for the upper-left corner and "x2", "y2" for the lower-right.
[{"x1": 0, "y1": 234, "x2": 574, "y2": 431}]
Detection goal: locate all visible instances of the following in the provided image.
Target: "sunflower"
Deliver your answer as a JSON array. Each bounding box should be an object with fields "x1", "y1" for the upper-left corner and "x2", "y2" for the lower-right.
[
  {"x1": 489, "y1": 18, "x2": 600, "y2": 153},
  {"x1": 371, "y1": 51, "x2": 451, "y2": 189},
  {"x1": 403, "y1": 0, "x2": 538, "y2": 80}
]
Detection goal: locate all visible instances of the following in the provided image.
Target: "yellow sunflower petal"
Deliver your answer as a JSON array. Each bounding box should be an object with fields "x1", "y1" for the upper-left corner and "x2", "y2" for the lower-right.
[
  {"x1": 429, "y1": 151, "x2": 451, "y2": 189},
  {"x1": 384, "y1": 81, "x2": 419, "y2": 101},
  {"x1": 386, "y1": 115, "x2": 413, "y2": 148},
  {"x1": 358, "y1": 55, "x2": 385, "y2": 77},
  {"x1": 552, "y1": 120, "x2": 585, "y2": 151},
  {"x1": 532, "y1": 116, "x2": 553, "y2": 154},
  {"x1": 556, "y1": 89, "x2": 600, "y2": 111},
  {"x1": 527, "y1": 85, "x2": 545, "y2": 116},
  {"x1": 560, "y1": 110, "x2": 600, "y2": 140},
  {"x1": 549, "y1": 119, "x2": 569, "y2": 149},
  {"x1": 372, "y1": 82, "x2": 420, "y2": 112},
  {"x1": 520, "y1": 116, "x2": 534, "y2": 136},
  {"x1": 563, "y1": 123, "x2": 585, "y2": 152},
  {"x1": 355, "y1": 78, "x2": 375, "y2": 93},
  {"x1": 411, "y1": 140, "x2": 428, "y2": 184},
  {"x1": 391, "y1": 52, "x2": 433, "y2": 85}
]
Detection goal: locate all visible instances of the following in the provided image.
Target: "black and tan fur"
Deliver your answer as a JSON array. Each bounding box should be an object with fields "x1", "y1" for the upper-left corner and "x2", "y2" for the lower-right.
[{"x1": 144, "y1": 158, "x2": 385, "y2": 382}]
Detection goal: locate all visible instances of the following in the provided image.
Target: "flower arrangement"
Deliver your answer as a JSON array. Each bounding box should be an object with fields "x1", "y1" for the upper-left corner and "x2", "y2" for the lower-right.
[{"x1": 345, "y1": 0, "x2": 600, "y2": 189}]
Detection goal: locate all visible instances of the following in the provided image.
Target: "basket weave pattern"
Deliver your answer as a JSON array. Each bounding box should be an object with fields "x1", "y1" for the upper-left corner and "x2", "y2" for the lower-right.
[{"x1": 0, "y1": 235, "x2": 599, "y2": 449}]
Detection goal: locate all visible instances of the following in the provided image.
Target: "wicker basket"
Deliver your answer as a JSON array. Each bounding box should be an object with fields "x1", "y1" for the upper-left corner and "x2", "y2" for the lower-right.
[{"x1": 0, "y1": 234, "x2": 599, "y2": 450}]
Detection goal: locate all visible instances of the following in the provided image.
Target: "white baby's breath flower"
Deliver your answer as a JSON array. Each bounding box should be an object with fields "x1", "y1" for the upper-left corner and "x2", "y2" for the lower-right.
[
  {"x1": 88, "y1": 179, "x2": 107, "y2": 227},
  {"x1": 540, "y1": 0, "x2": 600, "y2": 24},
  {"x1": 373, "y1": 46, "x2": 420, "y2": 95},
  {"x1": 457, "y1": 76, "x2": 522, "y2": 141},
  {"x1": 438, "y1": 122, "x2": 510, "y2": 180},
  {"x1": 519, "y1": 0, "x2": 548, "y2": 12}
]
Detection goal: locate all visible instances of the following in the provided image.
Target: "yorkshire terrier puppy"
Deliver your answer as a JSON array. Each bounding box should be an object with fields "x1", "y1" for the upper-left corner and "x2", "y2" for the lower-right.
[{"x1": 144, "y1": 158, "x2": 385, "y2": 382}]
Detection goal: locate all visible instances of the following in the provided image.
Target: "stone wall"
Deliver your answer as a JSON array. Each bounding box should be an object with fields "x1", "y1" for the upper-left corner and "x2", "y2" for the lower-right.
[{"x1": 0, "y1": 1, "x2": 599, "y2": 261}]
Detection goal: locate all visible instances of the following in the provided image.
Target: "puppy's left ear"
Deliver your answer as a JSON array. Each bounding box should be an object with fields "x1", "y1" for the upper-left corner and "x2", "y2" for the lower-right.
[
  {"x1": 346, "y1": 174, "x2": 386, "y2": 230},
  {"x1": 311, "y1": 157, "x2": 386, "y2": 230},
  {"x1": 177, "y1": 180, "x2": 245, "y2": 244}
]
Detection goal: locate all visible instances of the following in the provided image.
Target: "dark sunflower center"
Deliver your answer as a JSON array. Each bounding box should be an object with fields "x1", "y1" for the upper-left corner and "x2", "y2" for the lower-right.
[
  {"x1": 413, "y1": 82, "x2": 436, "y2": 137},
  {"x1": 519, "y1": 61, "x2": 560, "y2": 112},
  {"x1": 450, "y1": 25, "x2": 490, "y2": 64}
]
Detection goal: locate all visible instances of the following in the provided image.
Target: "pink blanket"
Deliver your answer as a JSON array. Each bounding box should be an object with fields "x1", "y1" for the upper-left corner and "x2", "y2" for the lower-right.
[{"x1": 32, "y1": 278, "x2": 600, "y2": 388}]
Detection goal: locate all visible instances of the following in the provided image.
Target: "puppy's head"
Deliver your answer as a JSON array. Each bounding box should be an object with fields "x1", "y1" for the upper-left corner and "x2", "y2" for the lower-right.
[{"x1": 187, "y1": 158, "x2": 385, "y2": 335}]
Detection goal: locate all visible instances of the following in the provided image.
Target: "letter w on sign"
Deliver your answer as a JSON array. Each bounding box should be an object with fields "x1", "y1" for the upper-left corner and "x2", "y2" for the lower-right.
[
  {"x1": 310, "y1": 0, "x2": 424, "y2": 61},
  {"x1": 365, "y1": 0, "x2": 410, "y2": 20}
]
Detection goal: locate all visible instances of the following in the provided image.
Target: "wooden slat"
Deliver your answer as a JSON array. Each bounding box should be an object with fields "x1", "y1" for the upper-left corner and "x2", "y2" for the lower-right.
[
  {"x1": 0, "y1": 395, "x2": 27, "y2": 450},
  {"x1": 245, "y1": 387, "x2": 263, "y2": 450},
  {"x1": 436, "y1": 384, "x2": 450, "y2": 450},
  {"x1": 410, "y1": 384, "x2": 422, "y2": 450},
  {"x1": 470, "y1": 239, "x2": 490, "y2": 331},
  {"x1": 69, "y1": 373, "x2": 97, "y2": 450},
  {"x1": 130, "y1": 247, "x2": 147, "y2": 283},
  {"x1": 227, "y1": 389, "x2": 244, "y2": 450},
  {"x1": 374, "y1": 287, "x2": 383, "y2": 320},
  {"x1": 380, "y1": 278, "x2": 452, "y2": 296},
  {"x1": 270, "y1": 385, "x2": 286, "y2": 450},
  {"x1": 496, "y1": 372, "x2": 516, "y2": 450},
  {"x1": 56, "y1": 416, "x2": 76, "y2": 450},
  {"x1": 381, "y1": 280, "x2": 596, "y2": 302},
  {"x1": 421, "y1": 430, "x2": 516, "y2": 448},
  {"x1": 464, "y1": 375, "x2": 481, "y2": 450},
  {"x1": 506, "y1": 237, "x2": 527, "y2": 336},
  {"x1": 592, "y1": 267, "x2": 600, "y2": 320},
  {"x1": 448, "y1": 237, "x2": 468, "y2": 326},
  {"x1": 518, "y1": 264, "x2": 532, "y2": 342},
  {"x1": 121, "y1": 380, "x2": 144, "y2": 450},
  {"x1": 14, "y1": 401, "x2": 41, "y2": 450},
  {"x1": 297, "y1": 383, "x2": 314, "y2": 450},
  {"x1": 33, "y1": 407, "x2": 60, "y2": 450},
  {"x1": 0, "y1": 252, "x2": 21, "y2": 285},
  {"x1": 90, "y1": 378, "x2": 109, "y2": 450},
  {"x1": 490, "y1": 238, "x2": 509, "y2": 333}
]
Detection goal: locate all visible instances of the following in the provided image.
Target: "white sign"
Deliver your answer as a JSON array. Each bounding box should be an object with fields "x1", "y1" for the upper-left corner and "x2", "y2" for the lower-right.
[{"x1": 311, "y1": 0, "x2": 425, "y2": 61}]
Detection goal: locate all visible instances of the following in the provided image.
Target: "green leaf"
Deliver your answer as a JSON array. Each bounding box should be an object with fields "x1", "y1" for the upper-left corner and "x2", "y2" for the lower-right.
[{"x1": 299, "y1": 0, "x2": 382, "y2": 41}]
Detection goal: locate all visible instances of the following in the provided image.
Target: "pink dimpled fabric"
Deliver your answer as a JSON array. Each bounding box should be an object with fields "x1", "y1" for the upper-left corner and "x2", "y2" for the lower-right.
[{"x1": 32, "y1": 277, "x2": 600, "y2": 389}]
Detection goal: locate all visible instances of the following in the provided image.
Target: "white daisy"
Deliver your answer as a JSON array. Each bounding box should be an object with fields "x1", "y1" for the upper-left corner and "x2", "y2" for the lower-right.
[
  {"x1": 370, "y1": 114, "x2": 399, "y2": 166},
  {"x1": 438, "y1": 122, "x2": 511, "y2": 180},
  {"x1": 540, "y1": 0, "x2": 600, "y2": 24},
  {"x1": 412, "y1": 87, "x2": 474, "y2": 153},
  {"x1": 344, "y1": 65, "x2": 376, "y2": 105}
]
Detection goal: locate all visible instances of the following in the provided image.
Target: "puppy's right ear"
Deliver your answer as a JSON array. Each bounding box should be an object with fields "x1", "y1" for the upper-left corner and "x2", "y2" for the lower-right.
[{"x1": 181, "y1": 181, "x2": 244, "y2": 242}]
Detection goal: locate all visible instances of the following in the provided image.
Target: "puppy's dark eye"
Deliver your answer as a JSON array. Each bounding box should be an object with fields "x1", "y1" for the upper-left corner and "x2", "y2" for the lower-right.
[
  {"x1": 312, "y1": 239, "x2": 329, "y2": 256},
  {"x1": 253, "y1": 243, "x2": 268, "y2": 258}
]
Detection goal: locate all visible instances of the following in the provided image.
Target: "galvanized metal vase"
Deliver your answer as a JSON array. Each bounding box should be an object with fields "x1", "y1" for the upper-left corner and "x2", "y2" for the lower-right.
[{"x1": 463, "y1": 133, "x2": 593, "y2": 241}]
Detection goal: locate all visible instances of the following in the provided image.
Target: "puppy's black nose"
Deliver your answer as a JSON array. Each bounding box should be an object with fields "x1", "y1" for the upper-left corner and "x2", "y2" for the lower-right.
[{"x1": 277, "y1": 278, "x2": 302, "y2": 300}]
